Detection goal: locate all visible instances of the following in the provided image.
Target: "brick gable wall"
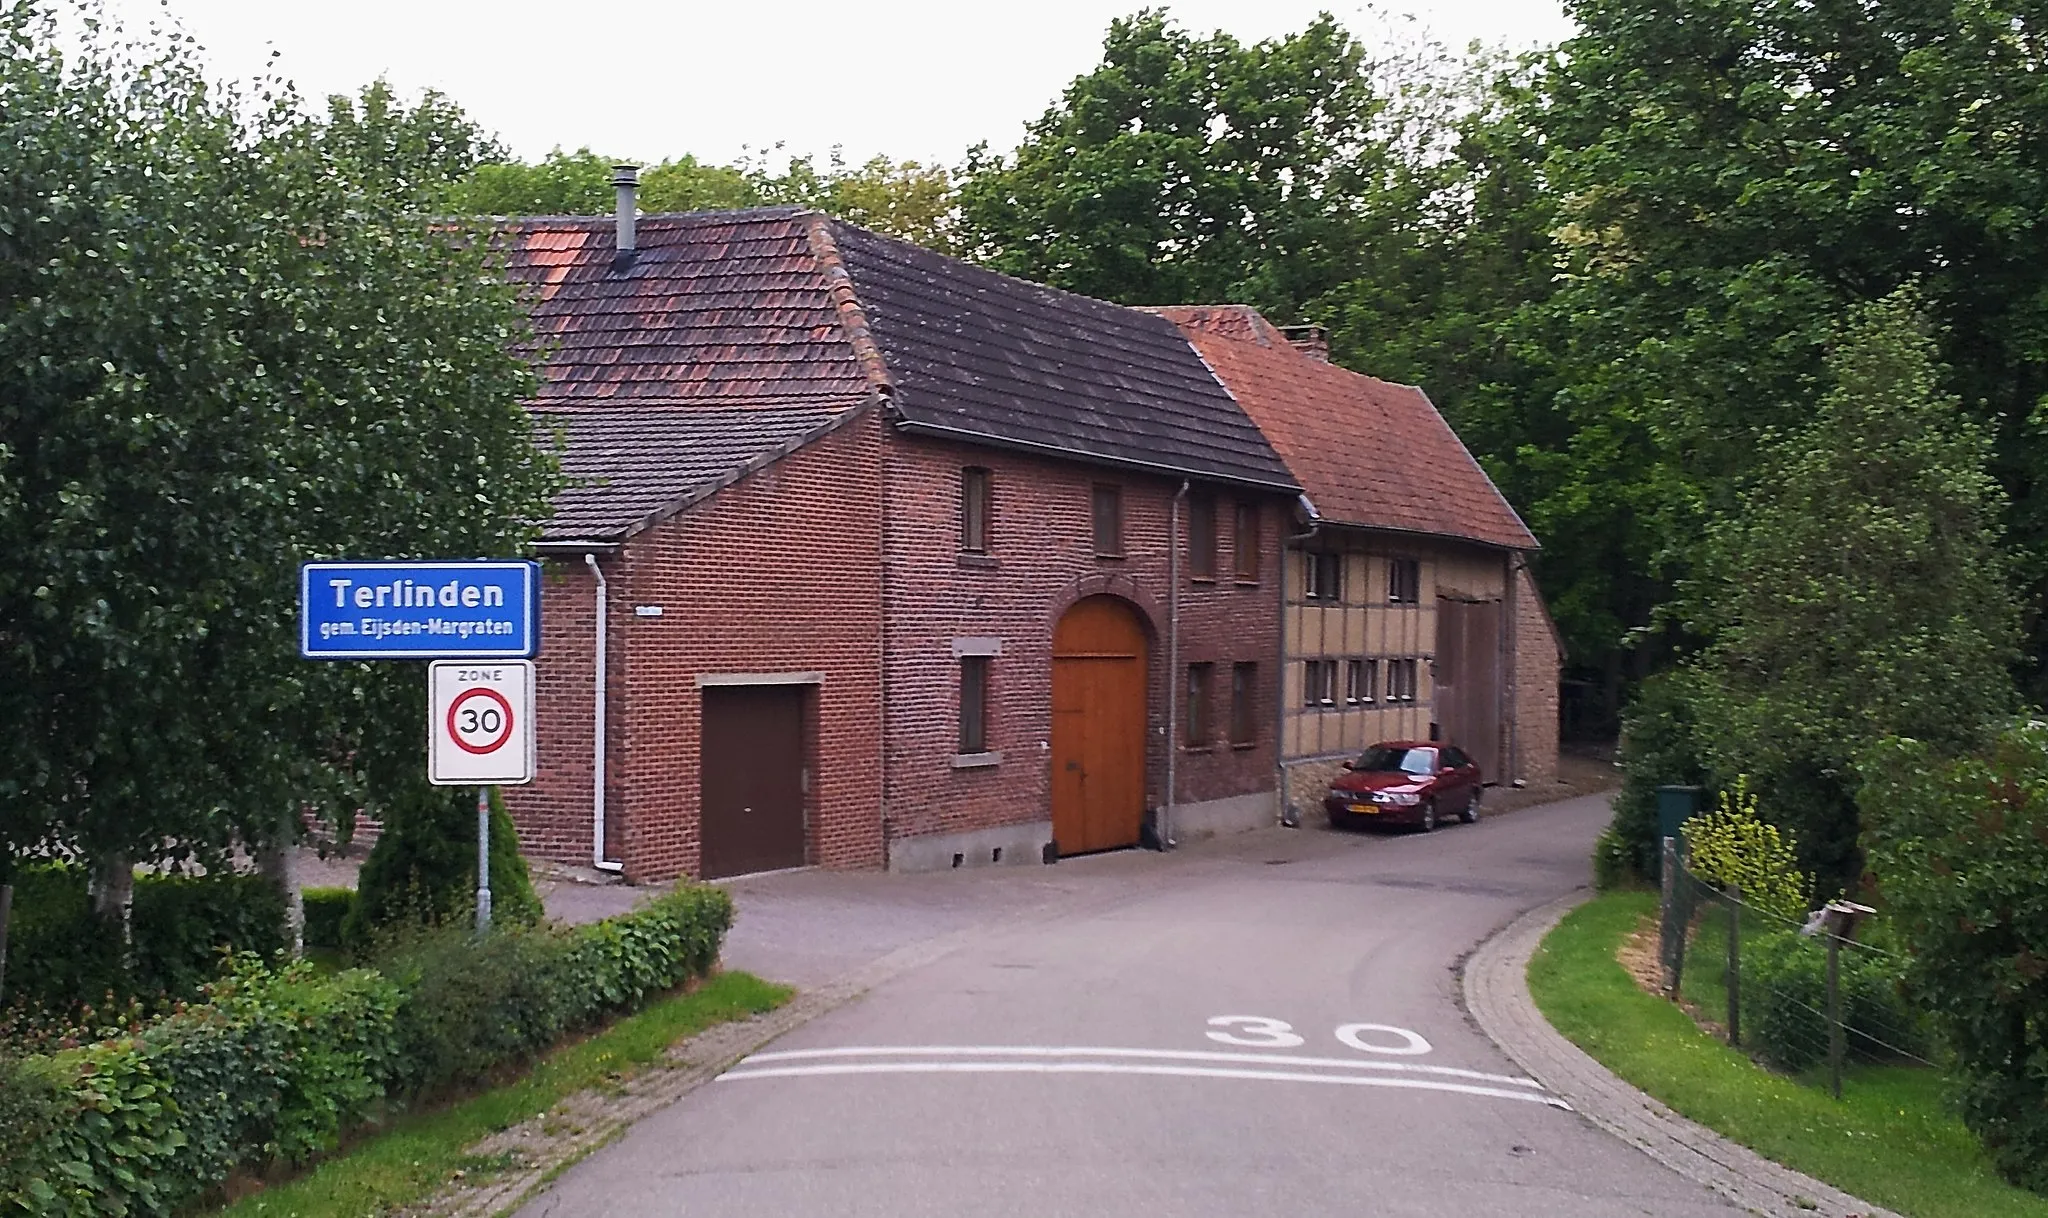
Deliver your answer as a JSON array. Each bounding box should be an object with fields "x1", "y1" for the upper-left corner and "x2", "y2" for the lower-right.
[
  {"x1": 878, "y1": 432, "x2": 1283, "y2": 845},
  {"x1": 1512, "y1": 562, "x2": 1562, "y2": 784},
  {"x1": 506, "y1": 410, "x2": 886, "y2": 882}
]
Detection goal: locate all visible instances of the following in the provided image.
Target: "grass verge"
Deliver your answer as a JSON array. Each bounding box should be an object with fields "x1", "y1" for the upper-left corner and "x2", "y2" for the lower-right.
[
  {"x1": 215, "y1": 970, "x2": 791, "y2": 1218},
  {"x1": 1528, "y1": 891, "x2": 2048, "y2": 1218}
]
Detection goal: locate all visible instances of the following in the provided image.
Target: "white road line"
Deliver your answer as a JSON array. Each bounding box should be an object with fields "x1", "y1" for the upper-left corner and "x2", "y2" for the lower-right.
[
  {"x1": 716, "y1": 1061, "x2": 1572, "y2": 1108},
  {"x1": 739, "y1": 1045, "x2": 1547, "y2": 1090}
]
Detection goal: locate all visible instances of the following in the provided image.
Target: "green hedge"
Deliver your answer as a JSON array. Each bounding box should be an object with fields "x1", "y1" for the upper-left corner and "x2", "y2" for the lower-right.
[
  {"x1": 300, "y1": 887, "x2": 356, "y2": 953},
  {"x1": 4, "y1": 865, "x2": 287, "y2": 1011},
  {"x1": 0, "y1": 885, "x2": 734, "y2": 1216},
  {"x1": 1743, "y1": 930, "x2": 1928, "y2": 1073}
]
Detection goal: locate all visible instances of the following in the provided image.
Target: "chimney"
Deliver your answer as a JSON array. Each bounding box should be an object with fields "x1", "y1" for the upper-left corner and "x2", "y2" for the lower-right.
[
  {"x1": 1276, "y1": 323, "x2": 1329, "y2": 362},
  {"x1": 611, "y1": 164, "x2": 639, "y2": 270}
]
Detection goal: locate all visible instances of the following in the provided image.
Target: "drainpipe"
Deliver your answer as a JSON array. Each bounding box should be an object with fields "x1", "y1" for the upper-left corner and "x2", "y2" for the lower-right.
[
  {"x1": 1163, "y1": 479, "x2": 1189, "y2": 850},
  {"x1": 584, "y1": 553, "x2": 623, "y2": 873}
]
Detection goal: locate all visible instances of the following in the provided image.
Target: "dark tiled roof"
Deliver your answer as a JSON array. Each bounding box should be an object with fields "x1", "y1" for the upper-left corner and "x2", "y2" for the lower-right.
[
  {"x1": 534, "y1": 403, "x2": 856, "y2": 542},
  {"x1": 823, "y1": 224, "x2": 1298, "y2": 491},
  {"x1": 1158, "y1": 306, "x2": 1537, "y2": 551},
  {"x1": 501, "y1": 211, "x2": 1297, "y2": 542}
]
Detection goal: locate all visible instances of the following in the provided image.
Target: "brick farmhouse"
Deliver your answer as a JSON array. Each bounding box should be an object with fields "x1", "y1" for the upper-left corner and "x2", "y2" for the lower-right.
[{"x1": 497, "y1": 194, "x2": 1558, "y2": 883}]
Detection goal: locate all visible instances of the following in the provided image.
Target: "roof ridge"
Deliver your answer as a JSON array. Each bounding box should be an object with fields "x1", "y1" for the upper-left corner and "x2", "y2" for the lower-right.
[{"x1": 803, "y1": 214, "x2": 896, "y2": 398}]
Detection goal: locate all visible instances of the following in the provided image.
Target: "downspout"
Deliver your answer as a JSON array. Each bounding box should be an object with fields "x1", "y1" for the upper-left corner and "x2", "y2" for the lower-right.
[
  {"x1": 1163, "y1": 479, "x2": 1189, "y2": 849},
  {"x1": 583, "y1": 553, "x2": 623, "y2": 872},
  {"x1": 1278, "y1": 496, "x2": 1321, "y2": 828}
]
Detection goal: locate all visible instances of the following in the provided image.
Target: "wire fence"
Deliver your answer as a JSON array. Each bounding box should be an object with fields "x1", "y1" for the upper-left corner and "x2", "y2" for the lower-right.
[{"x1": 1657, "y1": 840, "x2": 1938, "y2": 1098}]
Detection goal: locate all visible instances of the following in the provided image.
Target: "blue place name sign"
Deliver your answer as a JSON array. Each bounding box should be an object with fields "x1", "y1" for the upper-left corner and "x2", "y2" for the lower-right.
[{"x1": 300, "y1": 560, "x2": 539, "y2": 660}]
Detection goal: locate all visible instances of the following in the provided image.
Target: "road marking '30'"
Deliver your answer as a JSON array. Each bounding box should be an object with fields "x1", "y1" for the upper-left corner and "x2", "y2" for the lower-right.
[{"x1": 1207, "y1": 1015, "x2": 1433, "y2": 1057}]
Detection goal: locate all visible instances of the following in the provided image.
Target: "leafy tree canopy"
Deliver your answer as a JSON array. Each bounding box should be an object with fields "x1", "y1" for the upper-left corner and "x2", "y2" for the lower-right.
[
  {"x1": 1682, "y1": 291, "x2": 2021, "y2": 884},
  {"x1": 0, "y1": 2, "x2": 559, "y2": 875}
]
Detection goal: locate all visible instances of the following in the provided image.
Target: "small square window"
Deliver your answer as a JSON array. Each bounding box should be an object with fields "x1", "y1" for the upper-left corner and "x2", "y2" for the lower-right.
[
  {"x1": 1184, "y1": 662, "x2": 1214, "y2": 747},
  {"x1": 960, "y1": 468, "x2": 991, "y2": 554},
  {"x1": 1092, "y1": 484, "x2": 1123, "y2": 557},
  {"x1": 1389, "y1": 558, "x2": 1421, "y2": 604},
  {"x1": 1233, "y1": 503, "x2": 1260, "y2": 581},
  {"x1": 1345, "y1": 658, "x2": 1377, "y2": 706},
  {"x1": 1230, "y1": 662, "x2": 1257, "y2": 745},
  {"x1": 1188, "y1": 496, "x2": 1217, "y2": 579},
  {"x1": 1304, "y1": 551, "x2": 1343, "y2": 601},
  {"x1": 959, "y1": 655, "x2": 991, "y2": 752}
]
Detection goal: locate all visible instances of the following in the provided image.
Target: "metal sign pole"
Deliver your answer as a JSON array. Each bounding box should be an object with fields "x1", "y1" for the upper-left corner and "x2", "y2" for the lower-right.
[{"x1": 476, "y1": 786, "x2": 493, "y2": 935}]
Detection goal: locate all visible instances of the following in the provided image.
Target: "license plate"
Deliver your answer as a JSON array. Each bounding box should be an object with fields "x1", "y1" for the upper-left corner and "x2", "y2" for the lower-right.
[{"x1": 1349, "y1": 804, "x2": 1375, "y2": 814}]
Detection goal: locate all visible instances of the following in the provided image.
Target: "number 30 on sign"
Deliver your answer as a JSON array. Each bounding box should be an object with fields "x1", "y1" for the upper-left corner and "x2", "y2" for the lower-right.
[{"x1": 428, "y1": 661, "x2": 536, "y2": 785}]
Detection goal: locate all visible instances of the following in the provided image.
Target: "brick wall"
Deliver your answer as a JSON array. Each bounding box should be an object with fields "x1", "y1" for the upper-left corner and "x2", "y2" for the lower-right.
[
  {"x1": 879, "y1": 432, "x2": 1285, "y2": 845},
  {"x1": 505, "y1": 410, "x2": 886, "y2": 883},
  {"x1": 1512, "y1": 562, "x2": 1562, "y2": 784}
]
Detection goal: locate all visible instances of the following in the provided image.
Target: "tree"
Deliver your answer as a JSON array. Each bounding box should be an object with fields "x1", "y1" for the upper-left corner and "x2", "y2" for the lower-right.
[
  {"x1": 1681, "y1": 291, "x2": 2021, "y2": 885},
  {"x1": 0, "y1": 4, "x2": 558, "y2": 926},
  {"x1": 957, "y1": 10, "x2": 1389, "y2": 318},
  {"x1": 319, "y1": 78, "x2": 508, "y2": 205}
]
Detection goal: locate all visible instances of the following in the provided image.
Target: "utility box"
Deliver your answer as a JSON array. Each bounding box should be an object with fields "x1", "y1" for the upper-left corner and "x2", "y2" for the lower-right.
[{"x1": 1655, "y1": 785, "x2": 1704, "y2": 873}]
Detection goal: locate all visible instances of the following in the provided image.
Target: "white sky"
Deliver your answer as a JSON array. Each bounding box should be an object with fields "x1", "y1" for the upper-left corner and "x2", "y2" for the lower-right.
[{"x1": 96, "y1": 0, "x2": 1573, "y2": 167}]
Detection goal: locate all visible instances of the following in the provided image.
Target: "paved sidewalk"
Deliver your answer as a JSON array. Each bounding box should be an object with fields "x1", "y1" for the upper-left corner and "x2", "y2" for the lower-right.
[{"x1": 1463, "y1": 889, "x2": 1901, "y2": 1218}]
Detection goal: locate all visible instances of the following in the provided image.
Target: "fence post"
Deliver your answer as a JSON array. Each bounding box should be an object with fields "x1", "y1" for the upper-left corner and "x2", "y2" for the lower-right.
[
  {"x1": 1826, "y1": 931, "x2": 1844, "y2": 1100},
  {"x1": 1726, "y1": 884, "x2": 1741, "y2": 1048},
  {"x1": 1659, "y1": 836, "x2": 1681, "y2": 997}
]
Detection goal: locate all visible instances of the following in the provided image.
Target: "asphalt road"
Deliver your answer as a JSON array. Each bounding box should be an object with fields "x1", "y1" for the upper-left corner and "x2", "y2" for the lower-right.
[{"x1": 517, "y1": 795, "x2": 1735, "y2": 1217}]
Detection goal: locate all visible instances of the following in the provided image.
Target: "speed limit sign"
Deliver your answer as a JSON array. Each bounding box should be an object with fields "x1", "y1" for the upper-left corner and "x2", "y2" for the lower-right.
[{"x1": 428, "y1": 661, "x2": 535, "y2": 785}]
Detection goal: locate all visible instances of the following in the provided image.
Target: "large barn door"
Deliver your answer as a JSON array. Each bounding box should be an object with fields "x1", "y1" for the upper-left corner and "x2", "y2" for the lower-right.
[
  {"x1": 700, "y1": 685, "x2": 808, "y2": 879},
  {"x1": 1050, "y1": 596, "x2": 1148, "y2": 855},
  {"x1": 1435, "y1": 599, "x2": 1503, "y2": 778}
]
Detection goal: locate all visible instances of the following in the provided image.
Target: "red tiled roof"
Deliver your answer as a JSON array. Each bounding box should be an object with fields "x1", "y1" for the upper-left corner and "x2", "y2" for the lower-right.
[{"x1": 1156, "y1": 306, "x2": 1537, "y2": 551}]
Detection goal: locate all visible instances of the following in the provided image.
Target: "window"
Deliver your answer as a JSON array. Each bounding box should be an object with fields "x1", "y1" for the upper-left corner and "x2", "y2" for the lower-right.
[
  {"x1": 1351, "y1": 744, "x2": 1437, "y2": 776},
  {"x1": 1230, "y1": 662, "x2": 1257, "y2": 745},
  {"x1": 1345, "y1": 658, "x2": 1377, "y2": 706},
  {"x1": 1092, "y1": 484, "x2": 1123, "y2": 556},
  {"x1": 1304, "y1": 551, "x2": 1343, "y2": 601},
  {"x1": 1184, "y1": 663, "x2": 1214, "y2": 747},
  {"x1": 1233, "y1": 503, "x2": 1260, "y2": 580},
  {"x1": 958, "y1": 655, "x2": 991, "y2": 753},
  {"x1": 1386, "y1": 658, "x2": 1419, "y2": 703},
  {"x1": 960, "y1": 467, "x2": 991, "y2": 554},
  {"x1": 1303, "y1": 659, "x2": 1337, "y2": 707},
  {"x1": 1442, "y1": 746, "x2": 1471, "y2": 769},
  {"x1": 1188, "y1": 496, "x2": 1217, "y2": 578},
  {"x1": 1388, "y1": 558, "x2": 1421, "y2": 604}
]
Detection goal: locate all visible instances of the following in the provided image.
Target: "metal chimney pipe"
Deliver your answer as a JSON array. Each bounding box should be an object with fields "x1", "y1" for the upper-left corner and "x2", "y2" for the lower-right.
[{"x1": 612, "y1": 164, "x2": 639, "y2": 257}]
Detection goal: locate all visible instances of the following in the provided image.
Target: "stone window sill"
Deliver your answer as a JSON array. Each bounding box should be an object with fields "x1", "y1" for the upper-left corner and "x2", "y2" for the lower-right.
[
  {"x1": 951, "y1": 751, "x2": 1003, "y2": 769},
  {"x1": 958, "y1": 553, "x2": 999, "y2": 570},
  {"x1": 1231, "y1": 741, "x2": 1258, "y2": 751}
]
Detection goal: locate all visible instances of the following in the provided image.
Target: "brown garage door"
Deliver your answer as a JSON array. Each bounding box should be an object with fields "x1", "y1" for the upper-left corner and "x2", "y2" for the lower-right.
[
  {"x1": 700, "y1": 685, "x2": 808, "y2": 879},
  {"x1": 1435, "y1": 598, "x2": 1502, "y2": 778},
  {"x1": 1050, "y1": 596, "x2": 1148, "y2": 856}
]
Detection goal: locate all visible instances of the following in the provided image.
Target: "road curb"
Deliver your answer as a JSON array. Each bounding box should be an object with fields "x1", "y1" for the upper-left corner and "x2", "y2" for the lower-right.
[{"x1": 1462, "y1": 889, "x2": 1902, "y2": 1218}]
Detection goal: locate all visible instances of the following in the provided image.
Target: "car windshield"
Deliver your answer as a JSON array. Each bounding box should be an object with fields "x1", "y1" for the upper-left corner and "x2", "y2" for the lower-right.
[{"x1": 1353, "y1": 746, "x2": 1436, "y2": 776}]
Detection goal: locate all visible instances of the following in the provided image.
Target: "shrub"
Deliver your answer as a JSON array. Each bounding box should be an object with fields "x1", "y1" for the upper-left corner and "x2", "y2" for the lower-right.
[
  {"x1": 3, "y1": 865, "x2": 287, "y2": 1012},
  {"x1": 1608, "y1": 671, "x2": 1710, "y2": 882},
  {"x1": 1742, "y1": 929, "x2": 1927, "y2": 1073},
  {"x1": 1684, "y1": 777, "x2": 1811, "y2": 923},
  {"x1": 0, "y1": 885, "x2": 734, "y2": 1216},
  {"x1": 379, "y1": 884, "x2": 734, "y2": 1100},
  {"x1": 301, "y1": 887, "x2": 356, "y2": 953},
  {"x1": 1592, "y1": 826, "x2": 1635, "y2": 891},
  {"x1": 344, "y1": 784, "x2": 539, "y2": 947},
  {"x1": 1862, "y1": 727, "x2": 2048, "y2": 1192},
  {"x1": 1, "y1": 958, "x2": 402, "y2": 1216}
]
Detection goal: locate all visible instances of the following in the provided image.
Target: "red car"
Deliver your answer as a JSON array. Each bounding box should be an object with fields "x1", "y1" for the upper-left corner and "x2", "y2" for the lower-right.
[{"x1": 1324, "y1": 741, "x2": 1484, "y2": 832}]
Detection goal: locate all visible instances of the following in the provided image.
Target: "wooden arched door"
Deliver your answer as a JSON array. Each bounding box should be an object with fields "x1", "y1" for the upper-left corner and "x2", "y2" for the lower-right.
[{"x1": 1050, "y1": 595, "x2": 1148, "y2": 855}]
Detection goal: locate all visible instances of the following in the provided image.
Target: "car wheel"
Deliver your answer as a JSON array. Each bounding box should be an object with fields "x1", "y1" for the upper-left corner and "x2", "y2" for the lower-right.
[
  {"x1": 1460, "y1": 788, "x2": 1482, "y2": 825},
  {"x1": 1418, "y1": 799, "x2": 1437, "y2": 833}
]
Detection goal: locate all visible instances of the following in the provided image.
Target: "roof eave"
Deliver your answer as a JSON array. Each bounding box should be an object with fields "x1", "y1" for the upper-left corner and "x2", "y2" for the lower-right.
[{"x1": 891, "y1": 416, "x2": 1299, "y2": 496}]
